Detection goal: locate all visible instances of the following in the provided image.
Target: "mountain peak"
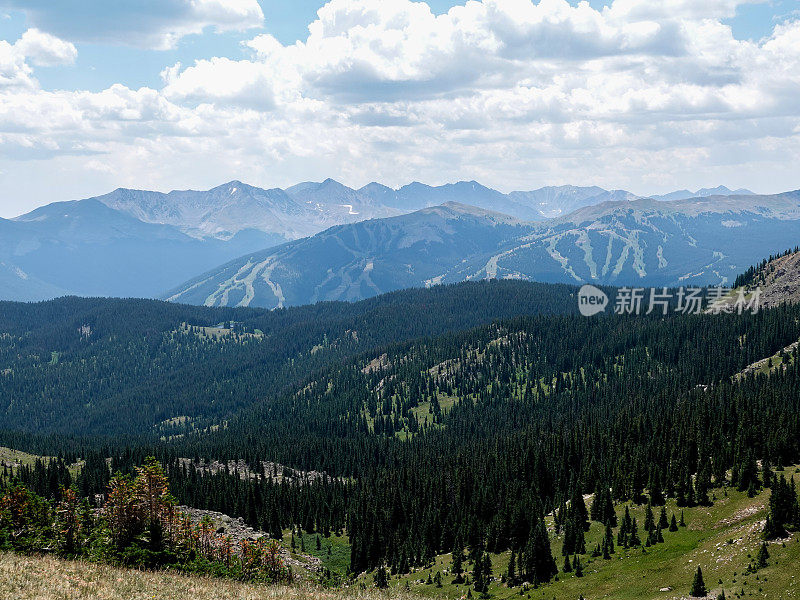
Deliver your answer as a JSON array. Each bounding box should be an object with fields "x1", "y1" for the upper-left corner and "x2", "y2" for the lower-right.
[
  {"x1": 695, "y1": 185, "x2": 755, "y2": 197},
  {"x1": 210, "y1": 180, "x2": 253, "y2": 194},
  {"x1": 649, "y1": 186, "x2": 756, "y2": 202}
]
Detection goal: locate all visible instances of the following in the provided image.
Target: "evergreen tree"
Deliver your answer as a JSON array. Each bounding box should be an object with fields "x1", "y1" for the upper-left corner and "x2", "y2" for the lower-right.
[
  {"x1": 669, "y1": 514, "x2": 679, "y2": 532},
  {"x1": 523, "y1": 518, "x2": 557, "y2": 584},
  {"x1": 374, "y1": 565, "x2": 389, "y2": 589},
  {"x1": 506, "y1": 550, "x2": 517, "y2": 585},
  {"x1": 659, "y1": 506, "x2": 669, "y2": 530},
  {"x1": 573, "y1": 555, "x2": 583, "y2": 578},
  {"x1": 690, "y1": 567, "x2": 706, "y2": 597},
  {"x1": 628, "y1": 517, "x2": 642, "y2": 547},
  {"x1": 472, "y1": 547, "x2": 485, "y2": 593},
  {"x1": 644, "y1": 502, "x2": 655, "y2": 532},
  {"x1": 452, "y1": 543, "x2": 465, "y2": 583},
  {"x1": 602, "y1": 523, "x2": 615, "y2": 558},
  {"x1": 756, "y1": 542, "x2": 770, "y2": 569}
]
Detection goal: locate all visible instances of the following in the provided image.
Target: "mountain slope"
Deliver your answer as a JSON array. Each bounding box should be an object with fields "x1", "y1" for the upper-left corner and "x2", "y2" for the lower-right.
[
  {"x1": 97, "y1": 181, "x2": 308, "y2": 241},
  {"x1": 508, "y1": 186, "x2": 638, "y2": 218},
  {"x1": 0, "y1": 280, "x2": 578, "y2": 437},
  {"x1": 734, "y1": 248, "x2": 800, "y2": 308},
  {"x1": 0, "y1": 179, "x2": 771, "y2": 302},
  {"x1": 167, "y1": 191, "x2": 800, "y2": 308},
  {"x1": 2, "y1": 199, "x2": 279, "y2": 300},
  {"x1": 166, "y1": 203, "x2": 531, "y2": 308}
]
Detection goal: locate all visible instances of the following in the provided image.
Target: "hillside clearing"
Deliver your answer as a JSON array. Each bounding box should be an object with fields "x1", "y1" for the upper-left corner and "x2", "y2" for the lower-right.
[{"x1": 369, "y1": 469, "x2": 800, "y2": 600}]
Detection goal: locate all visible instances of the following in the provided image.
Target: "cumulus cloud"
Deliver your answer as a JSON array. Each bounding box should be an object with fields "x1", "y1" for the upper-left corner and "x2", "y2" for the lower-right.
[
  {"x1": 0, "y1": 39, "x2": 33, "y2": 88},
  {"x1": 0, "y1": 0, "x2": 264, "y2": 50},
  {"x1": 605, "y1": 0, "x2": 758, "y2": 21},
  {"x1": 1, "y1": 0, "x2": 799, "y2": 213},
  {"x1": 14, "y1": 28, "x2": 77, "y2": 66},
  {"x1": 0, "y1": 29, "x2": 75, "y2": 89}
]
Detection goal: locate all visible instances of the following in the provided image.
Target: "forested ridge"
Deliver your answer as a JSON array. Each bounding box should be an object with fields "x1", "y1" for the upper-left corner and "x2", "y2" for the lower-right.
[
  {"x1": 167, "y1": 303, "x2": 800, "y2": 574},
  {"x1": 0, "y1": 280, "x2": 578, "y2": 439},
  {"x1": 2, "y1": 277, "x2": 800, "y2": 595}
]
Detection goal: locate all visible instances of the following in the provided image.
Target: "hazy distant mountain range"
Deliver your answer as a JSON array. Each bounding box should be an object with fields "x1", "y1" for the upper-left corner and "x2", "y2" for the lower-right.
[
  {"x1": 2, "y1": 179, "x2": 789, "y2": 305},
  {"x1": 166, "y1": 191, "x2": 800, "y2": 309},
  {"x1": 649, "y1": 186, "x2": 755, "y2": 202}
]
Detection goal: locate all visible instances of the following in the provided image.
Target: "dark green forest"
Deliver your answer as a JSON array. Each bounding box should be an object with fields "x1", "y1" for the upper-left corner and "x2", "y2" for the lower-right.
[
  {"x1": 2, "y1": 278, "x2": 800, "y2": 587},
  {"x1": 0, "y1": 280, "x2": 578, "y2": 439}
]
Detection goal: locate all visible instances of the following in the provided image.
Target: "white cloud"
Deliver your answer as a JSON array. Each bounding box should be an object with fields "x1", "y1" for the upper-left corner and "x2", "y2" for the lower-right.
[
  {"x1": 0, "y1": 39, "x2": 33, "y2": 88},
  {"x1": 0, "y1": 0, "x2": 264, "y2": 50},
  {"x1": 605, "y1": 0, "x2": 759, "y2": 21},
  {"x1": 162, "y1": 57, "x2": 278, "y2": 109},
  {"x1": 0, "y1": 29, "x2": 75, "y2": 90},
  {"x1": 0, "y1": 0, "x2": 799, "y2": 214},
  {"x1": 14, "y1": 28, "x2": 76, "y2": 66}
]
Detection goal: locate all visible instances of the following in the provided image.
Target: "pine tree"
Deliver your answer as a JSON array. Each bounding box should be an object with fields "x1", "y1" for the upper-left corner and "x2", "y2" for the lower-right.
[
  {"x1": 472, "y1": 547, "x2": 485, "y2": 593},
  {"x1": 562, "y1": 516, "x2": 576, "y2": 556},
  {"x1": 756, "y1": 542, "x2": 769, "y2": 569},
  {"x1": 690, "y1": 566, "x2": 706, "y2": 597},
  {"x1": 618, "y1": 506, "x2": 632, "y2": 547},
  {"x1": 524, "y1": 518, "x2": 557, "y2": 584},
  {"x1": 603, "y1": 523, "x2": 615, "y2": 558},
  {"x1": 763, "y1": 515, "x2": 786, "y2": 541},
  {"x1": 658, "y1": 506, "x2": 669, "y2": 530},
  {"x1": 506, "y1": 549, "x2": 517, "y2": 585},
  {"x1": 629, "y1": 517, "x2": 641, "y2": 547},
  {"x1": 644, "y1": 502, "x2": 655, "y2": 532},
  {"x1": 375, "y1": 561, "x2": 393, "y2": 587},
  {"x1": 762, "y1": 459, "x2": 773, "y2": 489},
  {"x1": 481, "y1": 553, "x2": 492, "y2": 594},
  {"x1": 573, "y1": 555, "x2": 583, "y2": 578},
  {"x1": 452, "y1": 543, "x2": 465, "y2": 583},
  {"x1": 590, "y1": 483, "x2": 603, "y2": 522}
]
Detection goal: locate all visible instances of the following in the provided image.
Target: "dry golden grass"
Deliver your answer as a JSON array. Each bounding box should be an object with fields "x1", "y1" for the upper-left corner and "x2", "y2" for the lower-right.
[{"x1": 0, "y1": 553, "x2": 418, "y2": 600}]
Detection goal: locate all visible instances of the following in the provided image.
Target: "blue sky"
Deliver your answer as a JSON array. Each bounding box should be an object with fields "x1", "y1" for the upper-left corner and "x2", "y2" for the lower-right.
[{"x1": 1, "y1": 0, "x2": 799, "y2": 216}]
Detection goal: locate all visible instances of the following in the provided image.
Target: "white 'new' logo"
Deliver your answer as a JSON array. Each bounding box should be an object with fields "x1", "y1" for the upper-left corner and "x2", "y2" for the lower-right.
[{"x1": 578, "y1": 284, "x2": 608, "y2": 316}]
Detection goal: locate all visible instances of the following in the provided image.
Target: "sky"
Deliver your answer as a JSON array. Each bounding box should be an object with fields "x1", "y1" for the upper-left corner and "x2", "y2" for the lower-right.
[{"x1": 0, "y1": 0, "x2": 799, "y2": 218}]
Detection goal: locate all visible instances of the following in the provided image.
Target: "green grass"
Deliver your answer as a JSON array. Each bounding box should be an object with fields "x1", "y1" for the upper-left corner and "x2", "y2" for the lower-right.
[
  {"x1": 0, "y1": 446, "x2": 83, "y2": 480},
  {"x1": 282, "y1": 529, "x2": 352, "y2": 578},
  {"x1": 754, "y1": 349, "x2": 796, "y2": 377},
  {"x1": 177, "y1": 323, "x2": 263, "y2": 342},
  {"x1": 0, "y1": 446, "x2": 44, "y2": 469},
  {"x1": 366, "y1": 468, "x2": 800, "y2": 600}
]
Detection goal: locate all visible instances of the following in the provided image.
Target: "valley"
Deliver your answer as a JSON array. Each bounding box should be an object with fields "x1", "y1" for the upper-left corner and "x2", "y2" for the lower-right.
[
  {"x1": 3, "y1": 257, "x2": 800, "y2": 598},
  {"x1": 3, "y1": 2, "x2": 800, "y2": 598}
]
